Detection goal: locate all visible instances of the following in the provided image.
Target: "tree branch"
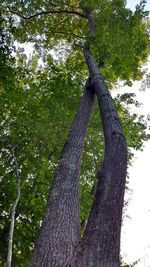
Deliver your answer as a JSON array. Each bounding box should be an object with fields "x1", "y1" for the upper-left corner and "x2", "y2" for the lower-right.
[
  {"x1": 80, "y1": 5, "x2": 96, "y2": 36},
  {"x1": 6, "y1": 151, "x2": 21, "y2": 267},
  {"x1": 8, "y1": 8, "x2": 86, "y2": 19}
]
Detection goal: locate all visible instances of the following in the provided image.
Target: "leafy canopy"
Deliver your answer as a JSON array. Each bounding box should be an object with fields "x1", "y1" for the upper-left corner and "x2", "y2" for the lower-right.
[{"x1": 1, "y1": 0, "x2": 149, "y2": 82}]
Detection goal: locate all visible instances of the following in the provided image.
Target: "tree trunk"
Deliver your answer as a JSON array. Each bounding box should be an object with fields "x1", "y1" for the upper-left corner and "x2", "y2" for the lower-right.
[
  {"x1": 7, "y1": 154, "x2": 20, "y2": 267},
  {"x1": 29, "y1": 84, "x2": 95, "y2": 267},
  {"x1": 71, "y1": 46, "x2": 127, "y2": 267}
]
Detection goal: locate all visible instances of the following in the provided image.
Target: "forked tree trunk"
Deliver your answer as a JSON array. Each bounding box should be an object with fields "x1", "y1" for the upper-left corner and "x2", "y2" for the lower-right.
[
  {"x1": 71, "y1": 47, "x2": 127, "y2": 267},
  {"x1": 29, "y1": 84, "x2": 95, "y2": 267}
]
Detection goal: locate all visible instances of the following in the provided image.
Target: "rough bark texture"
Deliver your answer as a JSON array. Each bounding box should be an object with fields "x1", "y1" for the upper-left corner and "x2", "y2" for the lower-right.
[
  {"x1": 71, "y1": 46, "x2": 127, "y2": 267},
  {"x1": 29, "y1": 86, "x2": 95, "y2": 267}
]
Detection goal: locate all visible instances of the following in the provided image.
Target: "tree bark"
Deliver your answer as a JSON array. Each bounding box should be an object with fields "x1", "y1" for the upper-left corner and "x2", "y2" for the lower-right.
[
  {"x1": 71, "y1": 46, "x2": 127, "y2": 267},
  {"x1": 29, "y1": 84, "x2": 95, "y2": 267}
]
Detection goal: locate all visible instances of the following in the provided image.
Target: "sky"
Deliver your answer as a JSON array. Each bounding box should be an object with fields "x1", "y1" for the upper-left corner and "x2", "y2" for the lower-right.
[
  {"x1": 120, "y1": 82, "x2": 150, "y2": 266},
  {"x1": 126, "y1": 0, "x2": 150, "y2": 11},
  {"x1": 121, "y1": 1, "x2": 150, "y2": 266}
]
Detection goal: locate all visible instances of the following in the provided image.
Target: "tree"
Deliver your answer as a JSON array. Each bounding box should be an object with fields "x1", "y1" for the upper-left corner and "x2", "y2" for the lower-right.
[{"x1": 0, "y1": 1, "x2": 149, "y2": 266}]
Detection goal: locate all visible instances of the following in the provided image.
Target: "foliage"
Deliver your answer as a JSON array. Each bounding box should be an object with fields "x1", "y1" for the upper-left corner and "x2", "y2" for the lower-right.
[{"x1": 1, "y1": 0, "x2": 149, "y2": 81}]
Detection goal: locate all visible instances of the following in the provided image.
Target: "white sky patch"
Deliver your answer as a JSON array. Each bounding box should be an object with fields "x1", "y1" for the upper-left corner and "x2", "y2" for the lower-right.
[
  {"x1": 120, "y1": 2, "x2": 150, "y2": 265},
  {"x1": 121, "y1": 141, "x2": 150, "y2": 265},
  {"x1": 126, "y1": 0, "x2": 150, "y2": 11},
  {"x1": 115, "y1": 60, "x2": 150, "y2": 266},
  {"x1": 112, "y1": 60, "x2": 150, "y2": 266}
]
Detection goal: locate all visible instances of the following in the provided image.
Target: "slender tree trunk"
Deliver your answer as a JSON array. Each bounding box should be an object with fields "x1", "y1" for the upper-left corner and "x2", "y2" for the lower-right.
[
  {"x1": 71, "y1": 46, "x2": 127, "y2": 267},
  {"x1": 7, "y1": 154, "x2": 21, "y2": 267},
  {"x1": 29, "y1": 84, "x2": 95, "y2": 267}
]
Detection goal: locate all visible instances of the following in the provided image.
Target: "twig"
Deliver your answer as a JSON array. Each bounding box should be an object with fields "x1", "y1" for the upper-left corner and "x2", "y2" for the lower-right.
[
  {"x1": 48, "y1": 147, "x2": 57, "y2": 160},
  {"x1": 89, "y1": 138, "x2": 98, "y2": 196},
  {"x1": 89, "y1": 138, "x2": 98, "y2": 172},
  {"x1": 6, "y1": 151, "x2": 21, "y2": 267}
]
